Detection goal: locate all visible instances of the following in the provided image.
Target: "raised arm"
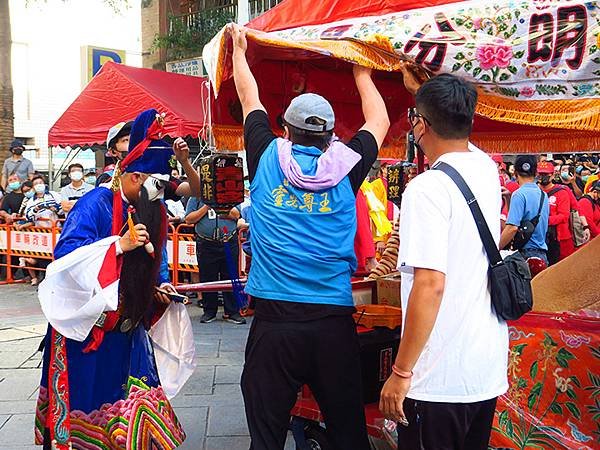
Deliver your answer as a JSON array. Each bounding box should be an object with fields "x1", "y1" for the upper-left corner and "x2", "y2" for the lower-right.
[
  {"x1": 354, "y1": 65, "x2": 390, "y2": 149},
  {"x1": 229, "y1": 24, "x2": 265, "y2": 121}
]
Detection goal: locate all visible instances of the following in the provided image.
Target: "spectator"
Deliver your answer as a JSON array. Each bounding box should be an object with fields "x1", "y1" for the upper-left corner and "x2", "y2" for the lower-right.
[
  {"x1": 380, "y1": 74, "x2": 507, "y2": 450},
  {"x1": 539, "y1": 160, "x2": 575, "y2": 264},
  {"x1": 185, "y1": 197, "x2": 245, "y2": 325},
  {"x1": 105, "y1": 121, "x2": 132, "y2": 166},
  {"x1": 84, "y1": 168, "x2": 97, "y2": 186},
  {"x1": 1, "y1": 139, "x2": 34, "y2": 189},
  {"x1": 230, "y1": 23, "x2": 389, "y2": 450},
  {"x1": 578, "y1": 181, "x2": 600, "y2": 239},
  {"x1": 60, "y1": 163, "x2": 93, "y2": 214},
  {"x1": 559, "y1": 164, "x2": 583, "y2": 198},
  {"x1": 18, "y1": 175, "x2": 62, "y2": 286},
  {"x1": 575, "y1": 165, "x2": 592, "y2": 193},
  {"x1": 0, "y1": 174, "x2": 27, "y2": 223},
  {"x1": 0, "y1": 176, "x2": 30, "y2": 281},
  {"x1": 499, "y1": 156, "x2": 549, "y2": 264}
]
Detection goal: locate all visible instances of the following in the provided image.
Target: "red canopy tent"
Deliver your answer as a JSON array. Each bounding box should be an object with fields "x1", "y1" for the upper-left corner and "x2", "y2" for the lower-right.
[
  {"x1": 208, "y1": 0, "x2": 599, "y2": 156},
  {"x1": 48, "y1": 61, "x2": 210, "y2": 148}
]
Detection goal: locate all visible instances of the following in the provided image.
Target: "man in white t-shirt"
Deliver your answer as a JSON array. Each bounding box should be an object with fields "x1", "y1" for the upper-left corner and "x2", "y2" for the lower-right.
[{"x1": 380, "y1": 74, "x2": 508, "y2": 450}]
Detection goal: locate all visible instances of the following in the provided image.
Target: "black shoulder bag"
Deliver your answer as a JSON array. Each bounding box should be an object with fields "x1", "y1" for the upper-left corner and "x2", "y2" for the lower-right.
[
  {"x1": 512, "y1": 189, "x2": 545, "y2": 250},
  {"x1": 434, "y1": 162, "x2": 533, "y2": 321}
]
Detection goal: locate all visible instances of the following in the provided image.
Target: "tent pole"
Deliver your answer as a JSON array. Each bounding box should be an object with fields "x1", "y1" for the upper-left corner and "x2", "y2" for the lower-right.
[{"x1": 48, "y1": 146, "x2": 54, "y2": 189}]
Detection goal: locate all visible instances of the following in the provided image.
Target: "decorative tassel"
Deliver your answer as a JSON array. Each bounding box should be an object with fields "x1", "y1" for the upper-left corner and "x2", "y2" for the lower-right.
[
  {"x1": 127, "y1": 207, "x2": 139, "y2": 244},
  {"x1": 110, "y1": 161, "x2": 122, "y2": 192}
]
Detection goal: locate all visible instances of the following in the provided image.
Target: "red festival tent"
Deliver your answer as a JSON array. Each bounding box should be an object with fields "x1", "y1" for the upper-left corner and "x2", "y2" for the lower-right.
[
  {"x1": 207, "y1": 0, "x2": 599, "y2": 156},
  {"x1": 48, "y1": 61, "x2": 210, "y2": 148}
]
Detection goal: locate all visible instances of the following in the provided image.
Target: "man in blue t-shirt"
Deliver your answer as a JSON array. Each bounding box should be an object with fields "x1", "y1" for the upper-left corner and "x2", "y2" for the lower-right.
[
  {"x1": 500, "y1": 155, "x2": 550, "y2": 263},
  {"x1": 229, "y1": 24, "x2": 390, "y2": 450}
]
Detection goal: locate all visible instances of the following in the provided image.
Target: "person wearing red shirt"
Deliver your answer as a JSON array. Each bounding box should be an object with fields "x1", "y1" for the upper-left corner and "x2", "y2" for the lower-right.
[
  {"x1": 538, "y1": 161, "x2": 575, "y2": 264},
  {"x1": 578, "y1": 181, "x2": 600, "y2": 239},
  {"x1": 355, "y1": 189, "x2": 376, "y2": 273}
]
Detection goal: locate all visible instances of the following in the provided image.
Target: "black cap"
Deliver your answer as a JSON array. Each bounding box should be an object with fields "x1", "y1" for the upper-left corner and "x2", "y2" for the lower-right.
[
  {"x1": 591, "y1": 180, "x2": 600, "y2": 192},
  {"x1": 514, "y1": 155, "x2": 537, "y2": 176},
  {"x1": 10, "y1": 139, "x2": 25, "y2": 151}
]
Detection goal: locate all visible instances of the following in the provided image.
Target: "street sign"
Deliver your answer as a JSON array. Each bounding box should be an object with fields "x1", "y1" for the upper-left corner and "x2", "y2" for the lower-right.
[{"x1": 166, "y1": 58, "x2": 205, "y2": 77}]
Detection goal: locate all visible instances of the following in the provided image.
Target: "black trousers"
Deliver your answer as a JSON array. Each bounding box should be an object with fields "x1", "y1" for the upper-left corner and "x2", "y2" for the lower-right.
[
  {"x1": 397, "y1": 397, "x2": 497, "y2": 450},
  {"x1": 241, "y1": 315, "x2": 370, "y2": 450},
  {"x1": 196, "y1": 238, "x2": 239, "y2": 316}
]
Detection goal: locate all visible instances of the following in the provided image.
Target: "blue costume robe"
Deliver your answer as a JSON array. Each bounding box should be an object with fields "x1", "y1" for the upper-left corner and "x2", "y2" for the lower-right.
[{"x1": 35, "y1": 186, "x2": 185, "y2": 450}]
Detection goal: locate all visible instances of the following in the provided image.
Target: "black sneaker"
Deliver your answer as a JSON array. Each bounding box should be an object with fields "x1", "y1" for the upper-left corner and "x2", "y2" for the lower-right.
[
  {"x1": 223, "y1": 313, "x2": 247, "y2": 325},
  {"x1": 200, "y1": 313, "x2": 217, "y2": 323}
]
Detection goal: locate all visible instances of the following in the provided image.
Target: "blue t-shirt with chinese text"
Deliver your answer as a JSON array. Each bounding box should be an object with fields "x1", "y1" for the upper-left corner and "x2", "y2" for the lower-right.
[{"x1": 247, "y1": 142, "x2": 357, "y2": 306}]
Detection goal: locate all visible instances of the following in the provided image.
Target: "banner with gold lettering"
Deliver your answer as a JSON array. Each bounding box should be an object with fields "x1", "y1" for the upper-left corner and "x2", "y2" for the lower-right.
[{"x1": 204, "y1": 0, "x2": 599, "y2": 138}]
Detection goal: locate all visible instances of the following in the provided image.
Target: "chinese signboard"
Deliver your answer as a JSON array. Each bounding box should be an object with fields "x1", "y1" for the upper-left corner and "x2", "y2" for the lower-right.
[{"x1": 166, "y1": 58, "x2": 205, "y2": 77}]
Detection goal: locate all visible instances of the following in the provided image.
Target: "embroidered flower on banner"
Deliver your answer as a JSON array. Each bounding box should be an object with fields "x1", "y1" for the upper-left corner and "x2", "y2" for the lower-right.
[
  {"x1": 519, "y1": 86, "x2": 535, "y2": 97},
  {"x1": 476, "y1": 44, "x2": 513, "y2": 70}
]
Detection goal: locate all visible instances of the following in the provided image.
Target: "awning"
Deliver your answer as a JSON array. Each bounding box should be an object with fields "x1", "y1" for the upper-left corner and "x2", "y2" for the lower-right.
[{"x1": 48, "y1": 62, "x2": 210, "y2": 148}]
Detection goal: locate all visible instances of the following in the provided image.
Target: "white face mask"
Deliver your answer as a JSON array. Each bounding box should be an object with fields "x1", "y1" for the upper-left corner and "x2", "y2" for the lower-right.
[
  {"x1": 70, "y1": 171, "x2": 83, "y2": 182},
  {"x1": 34, "y1": 184, "x2": 46, "y2": 194},
  {"x1": 142, "y1": 174, "x2": 169, "y2": 202}
]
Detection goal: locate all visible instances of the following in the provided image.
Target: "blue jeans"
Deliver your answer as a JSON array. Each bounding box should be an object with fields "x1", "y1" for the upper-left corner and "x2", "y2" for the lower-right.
[{"x1": 520, "y1": 247, "x2": 548, "y2": 265}]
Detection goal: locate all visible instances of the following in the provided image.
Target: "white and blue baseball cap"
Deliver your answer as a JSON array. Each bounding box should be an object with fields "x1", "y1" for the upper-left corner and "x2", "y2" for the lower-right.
[{"x1": 283, "y1": 93, "x2": 335, "y2": 132}]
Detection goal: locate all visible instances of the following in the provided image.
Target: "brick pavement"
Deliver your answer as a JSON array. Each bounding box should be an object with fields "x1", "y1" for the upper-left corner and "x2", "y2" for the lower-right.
[{"x1": 0, "y1": 284, "x2": 296, "y2": 450}]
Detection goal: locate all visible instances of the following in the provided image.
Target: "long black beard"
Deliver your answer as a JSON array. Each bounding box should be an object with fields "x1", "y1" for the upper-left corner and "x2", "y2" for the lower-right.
[{"x1": 119, "y1": 186, "x2": 164, "y2": 327}]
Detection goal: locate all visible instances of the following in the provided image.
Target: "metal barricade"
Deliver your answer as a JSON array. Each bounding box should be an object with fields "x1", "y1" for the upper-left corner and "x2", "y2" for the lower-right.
[{"x1": 0, "y1": 217, "x2": 62, "y2": 285}]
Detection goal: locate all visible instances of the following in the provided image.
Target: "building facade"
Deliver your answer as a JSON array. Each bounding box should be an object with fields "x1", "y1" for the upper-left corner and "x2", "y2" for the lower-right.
[{"x1": 141, "y1": 0, "x2": 281, "y2": 70}]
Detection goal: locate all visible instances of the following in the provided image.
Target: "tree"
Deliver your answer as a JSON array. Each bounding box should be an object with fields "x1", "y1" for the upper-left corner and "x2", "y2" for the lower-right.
[{"x1": 0, "y1": 0, "x2": 14, "y2": 164}]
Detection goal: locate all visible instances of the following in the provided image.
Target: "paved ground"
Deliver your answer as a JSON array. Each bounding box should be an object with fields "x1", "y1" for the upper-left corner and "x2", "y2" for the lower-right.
[{"x1": 0, "y1": 284, "x2": 296, "y2": 450}]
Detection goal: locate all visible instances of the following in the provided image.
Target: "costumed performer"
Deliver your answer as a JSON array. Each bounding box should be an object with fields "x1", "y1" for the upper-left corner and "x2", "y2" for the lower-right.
[{"x1": 34, "y1": 109, "x2": 195, "y2": 450}]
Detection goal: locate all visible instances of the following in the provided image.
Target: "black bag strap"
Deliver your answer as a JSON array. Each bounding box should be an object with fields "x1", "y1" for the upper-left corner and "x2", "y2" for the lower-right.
[
  {"x1": 530, "y1": 189, "x2": 546, "y2": 227},
  {"x1": 434, "y1": 162, "x2": 503, "y2": 267},
  {"x1": 547, "y1": 186, "x2": 564, "y2": 197}
]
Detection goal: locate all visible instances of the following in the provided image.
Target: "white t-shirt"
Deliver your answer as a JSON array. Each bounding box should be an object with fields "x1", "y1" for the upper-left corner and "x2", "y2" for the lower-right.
[{"x1": 397, "y1": 147, "x2": 508, "y2": 403}]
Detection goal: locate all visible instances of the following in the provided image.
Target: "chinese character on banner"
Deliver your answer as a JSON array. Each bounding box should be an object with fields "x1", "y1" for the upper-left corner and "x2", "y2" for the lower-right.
[
  {"x1": 16, "y1": 234, "x2": 22, "y2": 243},
  {"x1": 24, "y1": 234, "x2": 30, "y2": 245},
  {"x1": 388, "y1": 168, "x2": 401, "y2": 184},
  {"x1": 200, "y1": 164, "x2": 213, "y2": 183},
  {"x1": 186, "y1": 243, "x2": 195, "y2": 257},
  {"x1": 32, "y1": 235, "x2": 39, "y2": 246},
  {"x1": 41, "y1": 235, "x2": 48, "y2": 247}
]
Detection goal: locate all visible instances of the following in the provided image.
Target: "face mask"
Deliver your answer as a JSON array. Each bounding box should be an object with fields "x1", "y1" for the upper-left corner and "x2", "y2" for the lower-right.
[
  {"x1": 70, "y1": 171, "x2": 83, "y2": 182},
  {"x1": 244, "y1": 180, "x2": 250, "y2": 190},
  {"x1": 85, "y1": 176, "x2": 96, "y2": 185},
  {"x1": 8, "y1": 181, "x2": 21, "y2": 191},
  {"x1": 24, "y1": 190, "x2": 34, "y2": 199},
  {"x1": 34, "y1": 184, "x2": 46, "y2": 194},
  {"x1": 12, "y1": 149, "x2": 23, "y2": 156},
  {"x1": 539, "y1": 175, "x2": 552, "y2": 186},
  {"x1": 142, "y1": 174, "x2": 168, "y2": 201},
  {"x1": 560, "y1": 172, "x2": 570, "y2": 180},
  {"x1": 582, "y1": 175, "x2": 590, "y2": 183}
]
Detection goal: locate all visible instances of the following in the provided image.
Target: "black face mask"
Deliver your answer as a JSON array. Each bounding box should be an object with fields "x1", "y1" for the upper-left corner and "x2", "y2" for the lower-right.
[
  {"x1": 540, "y1": 175, "x2": 552, "y2": 186},
  {"x1": 12, "y1": 149, "x2": 23, "y2": 156}
]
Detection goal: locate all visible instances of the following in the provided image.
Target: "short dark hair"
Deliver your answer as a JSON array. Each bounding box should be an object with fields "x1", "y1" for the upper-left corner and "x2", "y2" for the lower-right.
[
  {"x1": 415, "y1": 74, "x2": 477, "y2": 139},
  {"x1": 287, "y1": 124, "x2": 333, "y2": 151},
  {"x1": 68, "y1": 163, "x2": 84, "y2": 173},
  {"x1": 515, "y1": 155, "x2": 537, "y2": 177},
  {"x1": 22, "y1": 180, "x2": 33, "y2": 189},
  {"x1": 32, "y1": 174, "x2": 46, "y2": 184}
]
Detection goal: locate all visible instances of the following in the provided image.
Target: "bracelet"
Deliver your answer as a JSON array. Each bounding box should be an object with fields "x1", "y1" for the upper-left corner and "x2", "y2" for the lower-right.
[{"x1": 392, "y1": 365, "x2": 413, "y2": 379}]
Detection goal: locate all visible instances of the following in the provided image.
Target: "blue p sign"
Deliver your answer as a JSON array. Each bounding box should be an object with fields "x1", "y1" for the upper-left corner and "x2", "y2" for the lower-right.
[{"x1": 90, "y1": 48, "x2": 124, "y2": 77}]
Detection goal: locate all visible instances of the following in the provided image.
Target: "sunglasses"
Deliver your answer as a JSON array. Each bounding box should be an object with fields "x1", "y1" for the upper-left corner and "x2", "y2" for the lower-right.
[{"x1": 408, "y1": 107, "x2": 431, "y2": 127}]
